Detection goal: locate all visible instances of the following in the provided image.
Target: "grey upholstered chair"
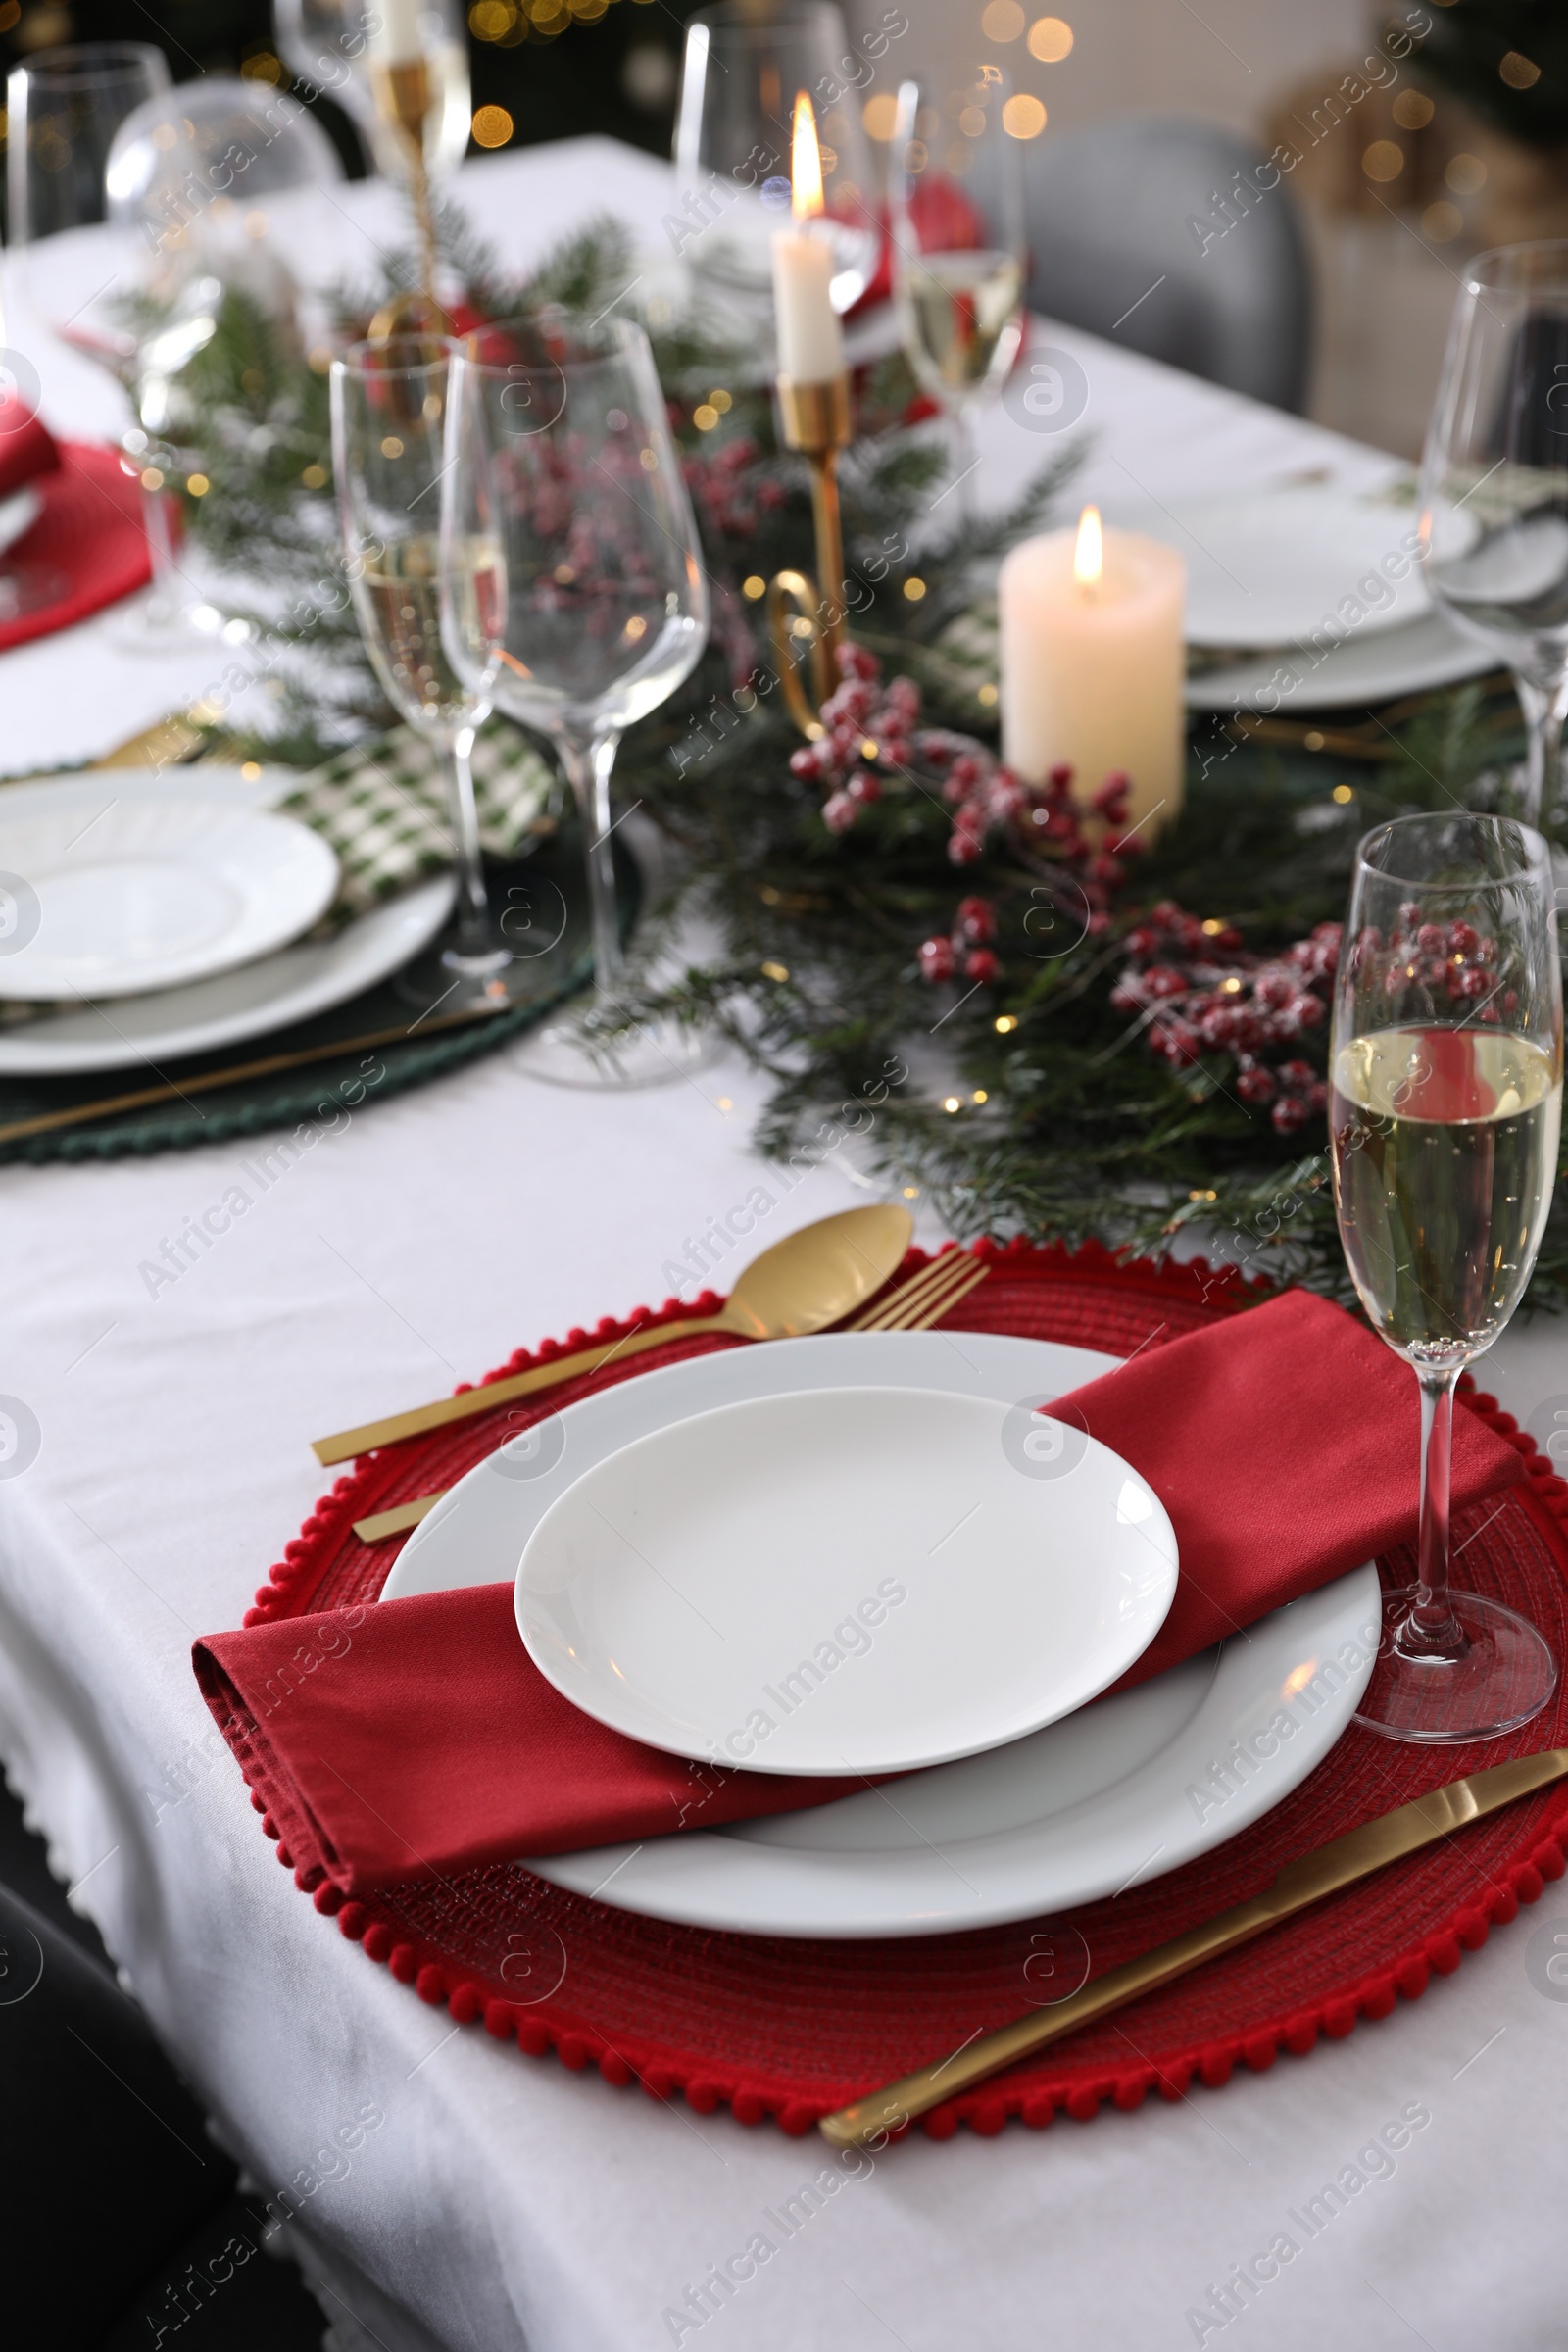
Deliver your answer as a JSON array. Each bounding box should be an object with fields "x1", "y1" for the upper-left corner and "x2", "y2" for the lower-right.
[{"x1": 1020, "y1": 114, "x2": 1313, "y2": 414}]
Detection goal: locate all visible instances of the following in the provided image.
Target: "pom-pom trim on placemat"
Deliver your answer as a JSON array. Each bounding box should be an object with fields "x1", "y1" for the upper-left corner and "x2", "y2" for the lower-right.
[{"x1": 229, "y1": 1242, "x2": 1568, "y2": 2135}]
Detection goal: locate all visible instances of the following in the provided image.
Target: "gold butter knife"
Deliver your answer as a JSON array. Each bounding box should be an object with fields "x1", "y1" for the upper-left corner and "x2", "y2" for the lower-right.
[{"x1": 819, "y1": 1745, "x2": 1568, "y2": 2149}]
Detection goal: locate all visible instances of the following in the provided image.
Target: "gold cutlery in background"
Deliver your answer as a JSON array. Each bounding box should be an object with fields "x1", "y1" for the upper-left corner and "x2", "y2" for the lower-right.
[
  {"x1": 0, "y1": 1003, "x2": 509, "y2": 1147},
  {"x1": 1223, "y1": 669, "x2": 1514, "y2": 762},
  {"x1": 818, "y1": 1745, "x2": 1568, "y2": 2149},
  {"x1": 349, "y1": 1243, "x2": 989, "y2": 1544},
  {"x1": 317, "y1": 1202, "x2": 918, "y2": 1468}
]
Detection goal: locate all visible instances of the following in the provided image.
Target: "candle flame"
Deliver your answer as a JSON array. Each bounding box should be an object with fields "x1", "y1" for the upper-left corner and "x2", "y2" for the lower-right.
[
  {"x1": 792, "y1": 91, "x2": 824, "y2": 221},
  {"x1": 1073, "y1": 504, "x2": 1102, "y2": 591}
]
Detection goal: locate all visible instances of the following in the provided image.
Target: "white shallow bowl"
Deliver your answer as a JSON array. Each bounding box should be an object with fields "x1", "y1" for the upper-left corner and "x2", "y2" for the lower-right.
[
  {"x1": 0, "y1": 778, "x2": 339, "y2": 998},
  {"x1": 380, "y1": 1330, "x2": 1374, "y2": 1936},
  {"x1": 516, "y1": 1382, "x2": 1179, "y2": 1777},
  {"x1": 1113, "y1": 487, "x2": 1438, "y2": 650}
]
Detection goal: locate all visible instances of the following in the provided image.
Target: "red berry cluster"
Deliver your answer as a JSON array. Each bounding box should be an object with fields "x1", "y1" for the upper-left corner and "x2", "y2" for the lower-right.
[
  {"x1": 933, "y1": 753, "x2": 1141, "y2": 887},
  {"x1": 788, "y1": 644, "x2": 921, "y2": 831},
  {"x1": 1110, "y1": 904, "x2": 1343, "y2": 1134},
  {"x1": 917, "y1": 896, "x2": 1001, "y2": 986},
  {"x1": 797, "y1": 645, "x2": 1149, "y2": 993},
  {"x1": 678, "y1": 432, "x2": 784, "y2": 543},
  {"x1": 1349, "y1": 910, "x2": 1512, "y2": 1019}
]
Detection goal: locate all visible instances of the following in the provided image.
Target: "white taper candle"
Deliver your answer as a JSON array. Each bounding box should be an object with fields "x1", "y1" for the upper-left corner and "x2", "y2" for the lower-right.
[{"x1": 771, "y1": 92, "x2": 845, "y2": 386}]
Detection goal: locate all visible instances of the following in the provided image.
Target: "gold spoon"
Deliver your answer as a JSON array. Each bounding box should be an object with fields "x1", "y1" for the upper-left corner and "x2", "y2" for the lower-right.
[{"x1": 311, "y1": 1201, "x2": 914, "y2": 1466}]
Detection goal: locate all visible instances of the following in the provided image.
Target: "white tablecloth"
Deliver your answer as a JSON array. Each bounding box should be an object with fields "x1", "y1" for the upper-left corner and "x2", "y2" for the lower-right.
[{"x1": 2, "y1": 138, "x2": 1566, "y2": 2352}]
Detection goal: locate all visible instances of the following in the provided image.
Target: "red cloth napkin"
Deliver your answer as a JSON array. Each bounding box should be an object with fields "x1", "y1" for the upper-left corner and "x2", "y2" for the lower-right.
[
  {"x1": 0, "y1": 441, "x2": 152, "y2": 654},
  {"x1": 193, "y1": 1290, "x2": 1524, "y2": 1895}
]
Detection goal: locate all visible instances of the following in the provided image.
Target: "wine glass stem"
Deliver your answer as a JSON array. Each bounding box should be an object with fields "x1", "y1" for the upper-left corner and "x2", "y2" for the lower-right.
[
  {"x1": 139, "y1": 478, "x2": 185, "y2": 623},
  {"x1": 559, "y1": 728, "x2": 623, "y2": 996},
  {"x1": 952, "y1": 401, "x2": 980, "y2": 527},
  {"x1": 1405, "y1": 1360, "x2": 1465, "y2": 1654},
  {"x1": 1513, "y1": 667, "x2": 1568, "y2": 829},
  {"x1": 441, "y1": 724, "x2": 494, "y2": 955}
]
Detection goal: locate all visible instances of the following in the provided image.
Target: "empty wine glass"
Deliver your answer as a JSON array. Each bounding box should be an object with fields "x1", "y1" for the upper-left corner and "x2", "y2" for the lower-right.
[
  {"x1": 1420, "y1": 241, "x2": 1568, "y2": 828},
  {"x1": 272, "y1": 0, "x2": 470, "y2": 181},
  {"x1": 890, "y1": 73, "x2": 1025, "y2": 521},
  {"x1": 442, "y1": 316, "x2": 710, "y2": 1086},
  {"x1": 101, "y1": 76, "x2": 346, "y2": 640},
  {"x1": 1330, "y1": 810, "x2": 1562, "y2": 1741},
  {"x1": 331, "y1": 334, "x2": 536, "y2": 1012},
  {"x1": 106, "y1": 74, "x2": 345, "y2": 264},
  {"x1": 673, "y1": 0, "x2": 879, "y2": 328},
  {"x1": 4, "y1": 42, "x2": 195, "y2": 636}
]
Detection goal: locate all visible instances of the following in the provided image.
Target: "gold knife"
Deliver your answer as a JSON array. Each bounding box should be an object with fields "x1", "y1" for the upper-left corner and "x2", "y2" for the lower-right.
[{"x1": 819, "y1": 1745, "x2": 1568, "y2": 2149}]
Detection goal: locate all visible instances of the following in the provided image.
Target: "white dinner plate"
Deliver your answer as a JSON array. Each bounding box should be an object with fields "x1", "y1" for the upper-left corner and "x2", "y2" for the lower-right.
[
  {"x1": 383, "y1": 1330, "x2": 1376, "y2": 1936},
  {"x1": 516, "y1": 1384, "x2": 1177, "y2": 1777},
  {"x1": 0, "y1": 775, "x2": 339, "y2": 999},
  {"x1": 1185, "y1": 607, "x2": 1497, "y2": 716},
  {"x1": 0, "y1": 485, "x2": 41, "y2": 557},
  {"x1": 0, "y1": 770, "x2": 454, "y2": 1072}
]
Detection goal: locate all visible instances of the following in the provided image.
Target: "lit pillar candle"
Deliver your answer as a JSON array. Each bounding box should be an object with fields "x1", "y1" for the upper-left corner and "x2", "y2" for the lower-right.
[
  {"x1": 998, "y1": 506, "x2": 1186, "y2": 837},
  {"x1": 770, "y1": 92, "x2": 845, "y2": 385},
  {"x1": 369, "y1": 0, "x2": 426, "y2": 63}
]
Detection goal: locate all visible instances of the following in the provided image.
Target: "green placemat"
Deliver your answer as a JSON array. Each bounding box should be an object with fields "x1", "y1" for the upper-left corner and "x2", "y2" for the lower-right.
[{"x1": 0, "y1": 836, "x2": 615, "y2": 1164}]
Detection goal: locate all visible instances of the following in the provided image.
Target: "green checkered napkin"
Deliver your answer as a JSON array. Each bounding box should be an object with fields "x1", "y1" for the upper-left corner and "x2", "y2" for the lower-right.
[{"x1": 282, "y1": 721, "x2": 556, "y2": 922}]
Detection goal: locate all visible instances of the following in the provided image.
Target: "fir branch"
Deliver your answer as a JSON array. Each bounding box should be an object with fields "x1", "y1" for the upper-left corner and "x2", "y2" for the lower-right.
[{"x1": 140, "y1": 204, "x2": 1568, "y2": 1309}]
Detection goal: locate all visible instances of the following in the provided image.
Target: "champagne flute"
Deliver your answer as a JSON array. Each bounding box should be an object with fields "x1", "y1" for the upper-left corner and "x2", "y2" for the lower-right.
[
  {"x1": 1419, "y1": 241, "x2": 1568, "y2": 828},
  {"x1": 1330, "y1": 811, "x2": 1562, "y2": 1741},
  {"x1": 442, "y1": 316, "x2": 710, "y2": 1087},
  {"x1": 330, "y1": 335, "x2": 533, "y2": 1012},
  {"x1": 890, "y1": 73, "x2": 1025, "y2": 523}
]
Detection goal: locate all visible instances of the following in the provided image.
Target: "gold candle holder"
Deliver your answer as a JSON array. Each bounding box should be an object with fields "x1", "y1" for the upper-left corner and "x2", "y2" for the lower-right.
[
  {"x1": 368, "y1": 55, "x2": 447, "y2": 341},
  {"x1": 768, "y1": 370, "x2": 852, "y2": 741}
]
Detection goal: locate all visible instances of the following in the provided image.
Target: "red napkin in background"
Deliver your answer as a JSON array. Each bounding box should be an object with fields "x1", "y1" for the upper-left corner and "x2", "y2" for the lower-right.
[
  {"x1": 849, "y1": 176, "x2": 988, "y2": 317},
  {"x1": 194, "y1": 1289, "x2": 1524, "y2": 1895},
  {"x1": 0, "y1": 440, "x2": 152, "y2": 653}
]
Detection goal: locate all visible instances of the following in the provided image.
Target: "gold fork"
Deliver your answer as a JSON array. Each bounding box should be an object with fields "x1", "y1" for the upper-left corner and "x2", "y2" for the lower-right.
[{"x1": 350, "y1": 1250, "x2": 989, "y2": 1544}]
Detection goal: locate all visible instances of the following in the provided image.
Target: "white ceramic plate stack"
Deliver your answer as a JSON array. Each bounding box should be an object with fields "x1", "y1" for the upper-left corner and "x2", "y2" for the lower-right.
[
  {"x1": 383, "y1": 1329, "x2": 1378, "y2": 1939},
  {"x1": 0, "y1": 768, "x2": 455, "y2": 1076}
]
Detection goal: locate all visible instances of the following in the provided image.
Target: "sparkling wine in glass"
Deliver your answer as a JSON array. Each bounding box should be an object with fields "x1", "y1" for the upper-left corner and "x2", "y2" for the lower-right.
[
  {"x1": 1330, "y1": 811, "x2": 1563, "y2": 1741},
  {"x1": 442, "y1": 316, "x2": 710, "y2": 1087},
  {"x1": 331, "y1": 335, "x2": 539, "y2": 1013},
  {"x1": 1420, "y1": 240, "x2": 1568, "y2": 827},
  {"x1": 890, "y1": 73, "x2": 1025, "y2": 521}
]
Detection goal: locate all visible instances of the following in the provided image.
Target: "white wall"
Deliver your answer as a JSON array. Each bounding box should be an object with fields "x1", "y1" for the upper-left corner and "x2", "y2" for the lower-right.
[{"x1": 853, "y1": 0, "x2": 1372, "y2": 142}]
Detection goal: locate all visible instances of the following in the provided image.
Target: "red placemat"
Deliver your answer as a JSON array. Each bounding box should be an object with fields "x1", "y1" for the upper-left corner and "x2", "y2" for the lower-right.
[
  {"x1": 0, "y1": 442, "x2": 151, "y2": 653},
  {"x1": 241, "y1": 1241, "x2": 1568, "y2": 2137}
]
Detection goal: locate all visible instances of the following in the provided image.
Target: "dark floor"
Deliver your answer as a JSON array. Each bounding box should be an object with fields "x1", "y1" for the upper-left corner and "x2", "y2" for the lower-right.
[
  {"x1": 0, "y1": 1768, "x2": 328, "y2": 2350},
  {"x1": 0, "y1": 1759, "x2": 112, "y2": 1960}
]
